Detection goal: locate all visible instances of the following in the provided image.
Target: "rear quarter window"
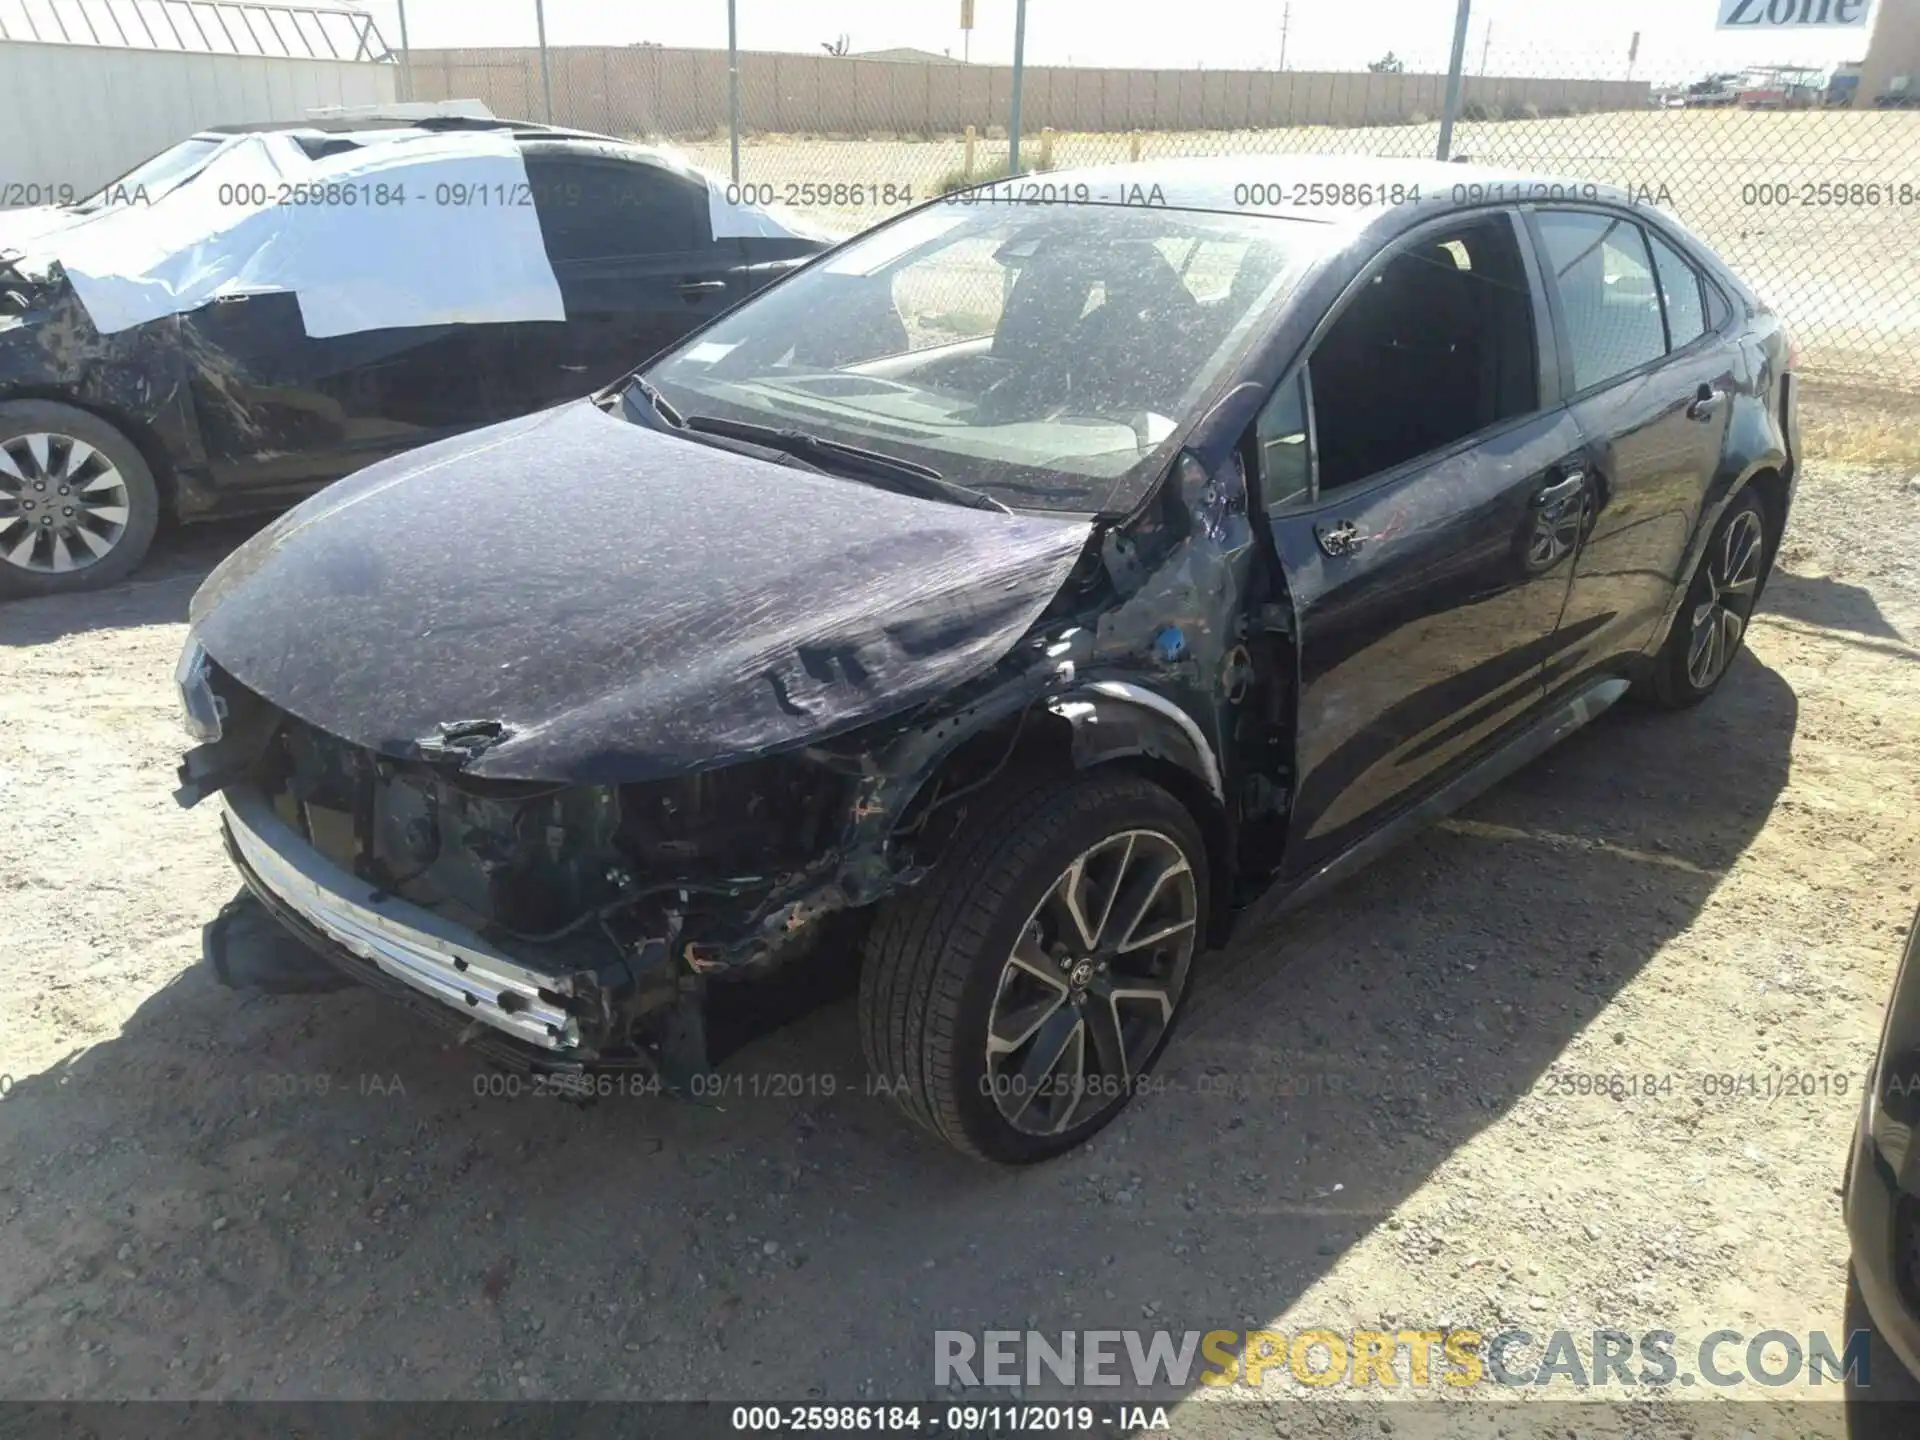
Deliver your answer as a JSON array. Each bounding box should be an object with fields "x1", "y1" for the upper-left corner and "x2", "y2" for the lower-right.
[
  {"x1": 1704, "y1": 274, "x2": 1734, "y2": 331},
  {"x1": 1646, "y1": 229, "x2": 1708, "y2": 349}
]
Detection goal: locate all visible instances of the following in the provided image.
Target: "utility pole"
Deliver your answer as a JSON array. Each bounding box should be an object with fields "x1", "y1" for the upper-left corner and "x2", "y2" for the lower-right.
[
  {"x1": 395, "y1": 0, "x2": 412, "y2": 100},
  {"x1": 727, "y1": 0, "x2": 741, "y2": 183},
  {"x1": 1436, "y1": 0, "x2": 1471, "y2": 161},
  {"x1": 1479, "y1": 20, "x2": 1492, "y2": 77},
  {"x1": 1008, "y1": 0, "x2": 1028, "y2": 174},
  {"x1": 1279, "y1": 2, "x2": 1290, "y2": 72},
  {"x1": 534, "y1": 0, "x2": 552, "y2": 122}
]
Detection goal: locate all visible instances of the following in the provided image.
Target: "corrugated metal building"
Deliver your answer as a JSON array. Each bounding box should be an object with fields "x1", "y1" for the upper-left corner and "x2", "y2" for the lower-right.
[{"x1": 0, "y1": 1, "x2": 398, "y2": 197}]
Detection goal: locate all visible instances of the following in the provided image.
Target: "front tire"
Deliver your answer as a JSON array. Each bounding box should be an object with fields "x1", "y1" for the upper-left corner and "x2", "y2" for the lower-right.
[
  {"x1": 859, "y1": 771, "x2": 1208, "y2": 1164},
  {"x1": 1644, "y1": 487, "x2": 1768, "y2": 709},
  {"x1": 0, "y1": 400, "x2": 160, "y2": 599}
]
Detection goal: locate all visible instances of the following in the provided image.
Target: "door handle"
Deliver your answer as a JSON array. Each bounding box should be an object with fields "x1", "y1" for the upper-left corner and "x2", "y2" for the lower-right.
[
  {"x1": 678, "y1": 279, "x2": 728, "y2": 299},
  {"x1": 1686, "y1": 384, "x2": 1722, "y2": 422},
  {"x1": 1315, "y1": 519, "x2": 1364, "y2": 557},
  {"x1": 1533, "y1": 472, "x2": 1586, "y2": 508}
]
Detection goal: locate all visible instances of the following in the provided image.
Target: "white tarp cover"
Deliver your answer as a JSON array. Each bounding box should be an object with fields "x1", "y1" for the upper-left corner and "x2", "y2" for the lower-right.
[
  {"x1": 700, "y1": 176, "x2": 833, "y2": 242},
  {"x1": 0, "y1": 205, "x2": 95, "y2": 257},
  {"x1": 47, "y1": 131, "x2": 566, "y2": 339},
  {"x1": 665, "y1": 154, "x2": 840, "y2": 245}
]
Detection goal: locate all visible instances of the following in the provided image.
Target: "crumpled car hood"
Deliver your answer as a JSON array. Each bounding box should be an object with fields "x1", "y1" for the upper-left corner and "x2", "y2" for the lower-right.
[{"x1": 191, "y1": 400, "x2": 1093, "y2": 781}]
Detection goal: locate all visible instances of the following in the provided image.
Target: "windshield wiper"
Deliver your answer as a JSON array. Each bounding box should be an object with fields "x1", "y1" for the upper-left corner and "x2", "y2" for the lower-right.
[
  {"x1": 621, "y1": 374, "x2": 685, "y2": 429},
  {"x1": 680, "y1": 414, "x2": 1009, "y2": 514},
  {"x1": 616, "y1": 380, "x2": 843, "y2": 474}
]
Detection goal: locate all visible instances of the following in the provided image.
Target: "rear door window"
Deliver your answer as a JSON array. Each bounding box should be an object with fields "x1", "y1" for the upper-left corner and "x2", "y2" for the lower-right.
[
  {"x1": 1535, "y1": 210, "x2": 1668, "y2": 393},
  {"x1": 524, "y1": 153, "x2": 712, "y2": 262}
]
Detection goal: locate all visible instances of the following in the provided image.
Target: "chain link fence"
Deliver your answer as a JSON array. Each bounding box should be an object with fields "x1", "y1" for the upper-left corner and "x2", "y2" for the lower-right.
[{"x1": 386, "y1": 3, "x2": 1920, "y2": 398}]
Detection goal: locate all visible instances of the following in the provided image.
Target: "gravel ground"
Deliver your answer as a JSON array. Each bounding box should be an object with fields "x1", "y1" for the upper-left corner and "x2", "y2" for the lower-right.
[{"x1": 2, "y1": 460, "x2": 1918, "y2": 1432}]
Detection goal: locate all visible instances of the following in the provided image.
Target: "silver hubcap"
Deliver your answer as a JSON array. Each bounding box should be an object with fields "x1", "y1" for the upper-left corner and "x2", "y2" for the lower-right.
[
  {"x1": 0, "y1": 432, "x2": 130, "y2": 575},
  {"x1": 1686, "y1": 508, "x2": 1763, "y2": 690},
  {"x1": 985, "y1": 829, "x2": 1198, "y2": 1137}
]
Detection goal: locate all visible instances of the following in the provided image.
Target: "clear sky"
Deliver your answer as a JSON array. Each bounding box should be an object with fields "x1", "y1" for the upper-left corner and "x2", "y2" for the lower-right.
[{"x1": 353, "y1": 0, "x2": 1880, "y2": 82}]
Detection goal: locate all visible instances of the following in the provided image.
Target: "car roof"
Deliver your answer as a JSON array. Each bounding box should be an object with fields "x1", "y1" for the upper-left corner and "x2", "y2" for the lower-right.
[
  {"x1": 988, "y1": 152, "x2": 1637, "y2": 223},
  {"x1": 195, "y1": 116, "x2": 623, "y2": 146},
  {"x1": 185, "y1": 118, "x2": 699, "y2": 175}
]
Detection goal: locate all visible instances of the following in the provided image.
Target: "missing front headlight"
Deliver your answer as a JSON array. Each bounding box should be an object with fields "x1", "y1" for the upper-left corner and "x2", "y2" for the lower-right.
[{"x1": 174, "y1": 637, "x2": 227, "y2": 744}]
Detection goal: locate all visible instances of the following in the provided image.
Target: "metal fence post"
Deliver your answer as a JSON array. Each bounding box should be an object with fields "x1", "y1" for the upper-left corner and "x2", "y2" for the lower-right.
[
  {"x1": 534, "y1": 0, "x2": 553, "y2": 122},
  {"x1": 396, "y1": 0, "x2": 413, "y2": 100},
  {"x1": 1009, "y1": 0, "x2": 1028, "y2": 174},
  {"x1": 1436, "y1": 0, "x2": 1471, "y2": 161},
  {"x1": 728, "y1": 0, "x2": 742, "y2": 183}
]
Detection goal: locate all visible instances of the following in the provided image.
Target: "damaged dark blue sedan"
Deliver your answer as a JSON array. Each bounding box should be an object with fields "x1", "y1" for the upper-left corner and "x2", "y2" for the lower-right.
[{"x1": 175, "y1": 156, "x2": 1799, "y2": 1163}]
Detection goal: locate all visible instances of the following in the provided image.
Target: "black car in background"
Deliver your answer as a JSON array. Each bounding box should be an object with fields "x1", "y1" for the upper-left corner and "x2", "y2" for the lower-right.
[
  {"x1": 1849, "y1": 903, "x2": 1920, "y2": 1381},
  {"x1": 177, "y1": 155, "x2": 1798, "y2": 1164},
  {"x1": 0, "y1": 112, "x2": 504, "y2": 253},
  {"x1": 0, "y1": 117, "x2": 827, "y2": 597}
]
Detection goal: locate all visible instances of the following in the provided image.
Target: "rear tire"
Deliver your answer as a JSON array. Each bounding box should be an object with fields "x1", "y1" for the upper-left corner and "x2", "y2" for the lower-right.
[
  {"x1": 1644, "y1": 487, "x2": 1768, "y2": 709},
  {"x1": 0, "y1": 400, "x2": 160, "y2": 599},
  {"x1": 859, "y1": 771, "x2": 1208, "y2": 1164}
]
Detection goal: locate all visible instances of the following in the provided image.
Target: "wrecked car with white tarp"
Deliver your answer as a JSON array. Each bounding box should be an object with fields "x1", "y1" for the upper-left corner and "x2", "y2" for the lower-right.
[{"x1": 0, "y1": 118, "x2": 828, "y2": 596}]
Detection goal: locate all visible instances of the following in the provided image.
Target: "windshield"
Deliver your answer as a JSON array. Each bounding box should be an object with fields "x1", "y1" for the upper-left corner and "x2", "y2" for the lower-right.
[
  {"x1": 642, "y1": 201, "x2": 1327, "y2": 515},
  {"x1": 74, "y1": 135, "x2": 226, "y2": 213}
]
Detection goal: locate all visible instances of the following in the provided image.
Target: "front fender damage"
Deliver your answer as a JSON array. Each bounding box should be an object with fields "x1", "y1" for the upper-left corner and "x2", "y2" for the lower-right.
[
  {"x1": 680, "y1": 633, "x2": 1085, "y2": 975},
  {"x1": 685, "y1": 442, "x2": 1266, "y2": 978},
  {"x1": 195, "y1": 442, "x2": 1272, "y2": 1083},
  {"x1": 0, "y1": 256, "x2": 215, "y2": 489}
]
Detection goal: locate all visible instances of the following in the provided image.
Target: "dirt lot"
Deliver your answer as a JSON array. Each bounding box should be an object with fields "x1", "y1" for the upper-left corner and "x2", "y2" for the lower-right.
[{"x1": 1, "y1": 442, "x2": 1917, "y2": 1432}]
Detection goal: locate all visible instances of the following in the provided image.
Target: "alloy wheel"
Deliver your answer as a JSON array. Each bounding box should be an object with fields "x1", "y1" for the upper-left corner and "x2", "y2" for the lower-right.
[
  {"x1": 1525, "y1": 494, "x2": 1585, "y2": 573},
  {"x1": 985, "y1": 829, "x2": 1198, "y2": 1137},
  {"x1": 0, "y1": 432, "x2": 132, "y2": 576},
  {"x1": 1686, "y1": 507, "x2": 1764, "y2": 691}
]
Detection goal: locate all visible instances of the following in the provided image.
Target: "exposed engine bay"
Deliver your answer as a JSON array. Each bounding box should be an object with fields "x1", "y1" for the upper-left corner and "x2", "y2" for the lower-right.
[
  {"x1": 271, "y1": 713, "x2": 850, "y2": 946},
  {"x1": 193, "y1": 646, "x2": 1076, "y2": 1079},
  {"x1": 212, "y1": 699, "x2": 896, "y2": 1075}
]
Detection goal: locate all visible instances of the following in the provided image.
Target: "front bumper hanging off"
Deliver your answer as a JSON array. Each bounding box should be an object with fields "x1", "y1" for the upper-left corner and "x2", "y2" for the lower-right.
[{"x1": 218, "y1": 783, "x2": 617, "y2": 1066}]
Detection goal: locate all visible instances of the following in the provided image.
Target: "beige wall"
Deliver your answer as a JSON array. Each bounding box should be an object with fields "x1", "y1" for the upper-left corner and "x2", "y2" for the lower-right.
[
  {"x1": 1859, "y1": 0, "x2": 1920, "y2": 104},
  {"x1": 407, "y1": 46, "x2": 1649, "y2": 137},
  {"x1": 0, "y1": 39, "x2": 396, "y2": 194}
]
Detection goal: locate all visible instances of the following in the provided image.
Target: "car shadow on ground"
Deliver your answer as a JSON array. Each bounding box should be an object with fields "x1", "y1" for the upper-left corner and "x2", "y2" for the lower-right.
[
  {"x1": 1765, "y1": 569, "x2": 1911, "y2": 648},
  {"x1": 0, "y1": 517, "x2": 263, "y2": 646},
  {"x1": 0, "y1": 647, "x2": 1803, "y2": 1406}
]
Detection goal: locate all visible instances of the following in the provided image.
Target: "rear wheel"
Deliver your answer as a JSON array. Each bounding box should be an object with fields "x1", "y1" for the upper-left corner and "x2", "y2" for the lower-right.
[
  {"x1": 859, "y1": 771, "x2": 1207, "y2": 1164},
  {"x1": 1645, "y1": 488, "x2": 1767, "y2": 709},
  {"x1": 0, "y1": 400, "x2": 160, "y2": 598}
]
